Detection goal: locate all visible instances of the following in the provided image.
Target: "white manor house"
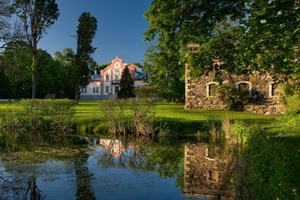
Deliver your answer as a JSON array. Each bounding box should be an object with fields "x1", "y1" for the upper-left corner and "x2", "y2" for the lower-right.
[{"x1": 80, "y1": 56, "x2": 147, "y2": 99}]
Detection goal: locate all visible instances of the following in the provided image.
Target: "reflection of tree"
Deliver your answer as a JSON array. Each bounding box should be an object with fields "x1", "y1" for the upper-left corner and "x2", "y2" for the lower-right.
[
  {"x1": 25, "y1": 175, "x2": 42, "y2": 200},
  {"x1": 0, "y1": 171, "x2": 44, "y2": 200},
  {"x1": 146, "y1": 144, "x2": 184, "y2": 188},
  {"x1": 73, "y1": 150, "x2": 95, "y2": 200}
]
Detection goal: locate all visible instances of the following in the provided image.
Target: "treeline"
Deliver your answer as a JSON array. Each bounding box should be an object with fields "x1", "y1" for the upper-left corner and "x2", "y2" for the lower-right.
[{"x1": 0, "y1": 1, "x2": 98, "y2": 100}]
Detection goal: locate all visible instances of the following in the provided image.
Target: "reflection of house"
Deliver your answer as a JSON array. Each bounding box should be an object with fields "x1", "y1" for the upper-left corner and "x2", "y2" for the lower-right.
[
  {"x1": 80, "y1": 56, "x2": 147, "y2": 99},
  {"x1": 99, "y1": 139, "x2": 125, "y2": 158},
  {"x1": 183, "y1": 143, "x2": 237, "y2": 200}
]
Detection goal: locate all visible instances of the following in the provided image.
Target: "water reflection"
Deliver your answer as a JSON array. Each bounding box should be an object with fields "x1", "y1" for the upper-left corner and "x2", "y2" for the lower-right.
[
  {"x1": 183, "y1": 143, "x2": 238, "y2": 200},
  {"x1": 0, "y1": 137, "x2": 238, "y2": 200}
]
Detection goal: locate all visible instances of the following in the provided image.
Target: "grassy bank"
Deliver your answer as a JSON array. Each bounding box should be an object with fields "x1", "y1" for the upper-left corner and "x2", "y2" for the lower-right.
[{"x1": 0, "y1": 99, "x2": 277, "y2": 135}]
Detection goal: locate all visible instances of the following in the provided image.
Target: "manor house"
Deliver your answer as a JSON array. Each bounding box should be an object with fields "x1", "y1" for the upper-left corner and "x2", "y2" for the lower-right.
[{"x1": 80, "y1": 56, "x2": 147, "y2": 99}]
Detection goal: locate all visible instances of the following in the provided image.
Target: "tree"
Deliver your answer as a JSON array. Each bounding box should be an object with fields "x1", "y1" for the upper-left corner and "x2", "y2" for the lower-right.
[
  {"x1": 13, "y1": 0, "x2": 59, "y2": 99},
  {"x1": 0, "y1": 41, "x2": 32, "y2": 98},
  {"x1": 118, "y1": 65, "x2": 135, "y2": 99},
  {"x1": 143, "y1": 45, "x2": 184, "y2": 101},
  {"x1": 144, "y1": 0, "x2": 299, "y2": 82},
  {"x1": 36, "y1": 49, "x2": 66, "y2": 98},
  {"x1": 73, "y1": 12, "x2": 97, "y2": 101},
  {"x1": 54, "y1": 48, "x2": 77, "y2": 99},
  {"x1": 237, "y1": 0, "x2": 300, "y2": 79},
  {"x1": 144, "y1": 0, "x2": 244, "y2": 99}
]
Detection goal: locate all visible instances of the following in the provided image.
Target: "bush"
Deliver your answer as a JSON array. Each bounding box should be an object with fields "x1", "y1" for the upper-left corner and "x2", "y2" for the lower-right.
[
  {"x1": 217, "y1": 85, "x2": 249, "y2": 111},
  {"x1": 238, "y1": 130, "x2": 298, "y2": 200},
  {"x1": 0, "y1": 99, "x2": 75, "y2": 150},
  {"x1": 100, "y1": 98, "x2": 162, "y2": 138}
]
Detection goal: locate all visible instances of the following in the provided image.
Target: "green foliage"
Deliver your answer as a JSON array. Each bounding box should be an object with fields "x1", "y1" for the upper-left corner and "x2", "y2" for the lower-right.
[
  {"x1": 54, "y1": 48, "x2": 77, "y2": 99},
  {"x1": 217, "y1": 84, "x2": 249, "y2": 111},
  {"x1": 279, "y1": 83, "x2": 300, "y2": 133},
  {"x1": 0, "y1": 41, "x2": 32, "y2": 98},
  {"x1": 101, "y1": 99, "x2": 128, "y2": 135},
  {"x1": 144, "y1": 0, "x2": 299, "y2": 82},
  {"x1": 118, "y1": 66, "x2": 135, "y2": 99},
  {"x1": 239, "y1": 0, "x2": 299, "y2": 78},
  {"x1": 143, "y1": 45, "x2": 185, "y2": 100},
  {"x1": 231, "y1": 121, "x2": 250, "y2": 145},
  {"x1": 0, "y1": 99, "x2": 75, "y2": 150},
  {"x1": 134, "y1": 86, "x2": 158, "y2": 98},
  {"x1": 128, "y1": 98, "x2": 156, "y2": 137},
  {"x1": 36, "y1": 50, "x2": 66, "y2": 98},
  {"x1": 101, "y1": 98, "x2": 161, "y2": 138},
  {"x1": 13, "y1": 0, "x2": 60, "y2": 98},
  {"x1": 74, "y1": 12, "x2": 97, "y2": 100},
  {"x1": 239, "y1": 130, "x2": 299, "y2": 200}
]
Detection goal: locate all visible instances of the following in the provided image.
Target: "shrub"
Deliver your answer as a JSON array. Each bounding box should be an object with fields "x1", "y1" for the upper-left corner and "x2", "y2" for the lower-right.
[
  {"x1": 217, "y1": 85, "x2": 249, "y2": 111},
  {"x1": 128, "y1": 98, "x2": 155, "y2": 137},
  {"x1": 101, "y1": 99, "x2": 128, "y2": 135}
]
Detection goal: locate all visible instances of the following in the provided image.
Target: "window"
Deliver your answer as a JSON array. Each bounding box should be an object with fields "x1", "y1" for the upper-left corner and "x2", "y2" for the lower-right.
[
  {"x1": 115, "y1": 75, "x2": 119, "y2": 81},
  {"x1": 235, "y1": 81, "x2": 252, "y2": 96},
  {"x1": 93, "y1": 87, "x2": 99, "y2": 93},
  {"x1": 206, "y1": 82, "x2": 219, "y2": 97},
  {"x1": 269, "y1": 82, "x2": 280, "y2": 97},
  {"x1": 105, "y1": 74, "x2": 109, "y2": 81},
  {"x1": 81, "y1": 87, "x2": 87, "y2": 94},
  {"x1": 114, "y1": 62, "x2": 120, "y2": 68},
  {"x1": 105, "y1": 86, "x2": 110, "y2": 94},
  {"x1": 114, "y1": 68, "x2": 119, "y2": 73},
  {"x1": 115, "y1": 86, "x2": 119, "y2": 94}
]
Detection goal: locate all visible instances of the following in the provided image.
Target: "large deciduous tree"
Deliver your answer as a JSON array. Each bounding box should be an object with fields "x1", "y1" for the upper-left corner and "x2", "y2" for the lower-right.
[
  {"x1": 144, "y1": 0, "x2": 299, "y2": 82},
  {"x1": 13, "y1": 0, "x2": 59, "y2": 99},
  {"x1": 238, "y1": 0, "x2": 300, "y2": 79},
  {"x1": 73, "y1": 12, "x2": 97, "y2": 101},
  {"x1": 118, "y1": 65, "x2": 135, "y2": 99},
  {"x1": 143, "y1": 0, "x2": 244, "y2": 99},
  {"x1": 143, "y1": 45, "x2": 184, "y2": 101}
]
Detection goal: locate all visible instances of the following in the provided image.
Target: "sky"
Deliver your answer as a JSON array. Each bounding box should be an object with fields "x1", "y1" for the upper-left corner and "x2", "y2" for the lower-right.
[{"x1": 39, "y1": 0, "x2": 153, "y2": 65}]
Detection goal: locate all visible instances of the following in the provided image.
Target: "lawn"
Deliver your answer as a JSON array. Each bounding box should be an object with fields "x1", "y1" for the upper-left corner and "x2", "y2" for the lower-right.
[{"x1": 0, "y1": 99, "x2": 276, "y2": 134}]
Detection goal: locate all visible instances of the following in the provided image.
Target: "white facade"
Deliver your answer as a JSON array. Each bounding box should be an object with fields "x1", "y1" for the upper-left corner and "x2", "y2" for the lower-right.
[{"x1": 80, "y1": 56, "x2": 147, "y2": 99}]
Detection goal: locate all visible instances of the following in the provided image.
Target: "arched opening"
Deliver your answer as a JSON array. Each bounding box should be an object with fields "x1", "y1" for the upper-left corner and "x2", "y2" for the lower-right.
[
  {"x1": 206, "y1": 82, "x2": 219, "y2": 97},
  {"x1": 235, "y1": 81, "x2": 252, "y2": 96}
]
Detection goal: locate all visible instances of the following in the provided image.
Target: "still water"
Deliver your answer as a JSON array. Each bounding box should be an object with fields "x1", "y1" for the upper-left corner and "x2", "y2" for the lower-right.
[{"x1": 0, "y1": 137, "x2": 237, "y2": 200}]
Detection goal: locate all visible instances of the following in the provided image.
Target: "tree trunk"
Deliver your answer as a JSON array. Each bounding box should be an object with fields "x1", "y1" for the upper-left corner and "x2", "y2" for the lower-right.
[
  {"x1": 75, "y1": 87, "x2": 79, "y2": 102},
  {"x1": 31, "y1": 43, "x2": 38, "y2": 99},
  {"x1": 31, "y1": 69, "x2": 37, "y2": 99}
]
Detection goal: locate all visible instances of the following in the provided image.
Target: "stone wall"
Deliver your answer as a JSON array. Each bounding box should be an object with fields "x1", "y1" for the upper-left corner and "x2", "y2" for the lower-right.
[{"x1": 185, "y1": 65, "x2": 285, "y2": 115}]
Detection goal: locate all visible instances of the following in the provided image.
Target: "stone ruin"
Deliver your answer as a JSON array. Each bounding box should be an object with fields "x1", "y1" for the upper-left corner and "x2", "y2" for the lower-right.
[{"x1": 185, "y1": 64, "x2": 285, "y2": 115}]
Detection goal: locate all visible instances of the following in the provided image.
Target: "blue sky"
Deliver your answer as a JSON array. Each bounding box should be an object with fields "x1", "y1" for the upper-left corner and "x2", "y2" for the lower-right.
[{"x1": 39, "y1": 0, "x2": 153, "y2": 65}]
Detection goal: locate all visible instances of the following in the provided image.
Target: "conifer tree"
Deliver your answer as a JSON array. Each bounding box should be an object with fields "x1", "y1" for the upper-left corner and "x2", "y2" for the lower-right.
[{"x1": 118, "y1": 66, "x2": 135, "y2": 99}]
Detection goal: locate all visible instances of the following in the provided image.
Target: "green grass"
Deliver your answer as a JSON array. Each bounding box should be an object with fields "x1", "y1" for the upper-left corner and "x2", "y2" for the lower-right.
[{"x1": 0, "y1": 99, "x2": 277, "y2": 135}]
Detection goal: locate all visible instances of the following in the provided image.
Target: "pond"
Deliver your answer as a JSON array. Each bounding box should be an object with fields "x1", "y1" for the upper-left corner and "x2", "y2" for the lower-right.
[{"x1": 0, "y1": 137, "x2": 238, "y2": 200}]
